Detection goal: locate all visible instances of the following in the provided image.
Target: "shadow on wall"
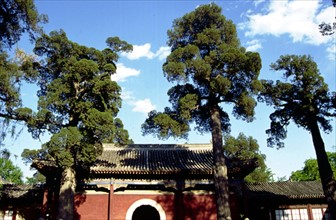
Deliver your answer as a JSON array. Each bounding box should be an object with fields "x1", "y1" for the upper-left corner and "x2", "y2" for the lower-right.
[
  {"x1": 182, "y1": 193, "x2": 217, "y2": 220},
  {"x1": 74, "y1": 192, "x2": 87, "y2": 220},
  {"x1": 153, "y1": 190, "x2": 217, "y2": 220}
]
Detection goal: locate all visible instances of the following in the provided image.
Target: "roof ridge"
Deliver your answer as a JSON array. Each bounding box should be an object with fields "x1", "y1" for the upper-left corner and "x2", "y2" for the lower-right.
[
  {"x1": 246, "y1": 180, "x2": 322, "y2": 185},
  {"x1": 245, "y1": 181, "x2": 324, "y2": 199},
  {"x1": 102, "y1": 143, "x2": 212, "y2": 151}
]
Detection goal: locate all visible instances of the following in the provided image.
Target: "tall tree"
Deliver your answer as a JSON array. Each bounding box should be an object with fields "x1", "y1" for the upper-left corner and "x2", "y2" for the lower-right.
[
  {"x1": 223, "y1": 133, "x2": 273, "y2": 183},
  {"x1": 291, "y1": 152, "x2": 336, "y2": 181},
  {"x1": 23, "y1": 30, "x2": 133, "y2": 219},
  {"x1": 0, "y1": 0, "x2": 45, "y2": 145},
  {"x1": 259, "y1": 54, "x2": 336, "y2": 218},
  {"x1": 142, "y1": 4, "x2": 262, "y2": 219}
]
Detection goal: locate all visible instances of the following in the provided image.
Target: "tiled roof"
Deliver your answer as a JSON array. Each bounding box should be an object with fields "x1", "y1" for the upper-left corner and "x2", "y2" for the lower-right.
[
  {"x1": 0, "y1": 184, "x2": 44, "y2": 202},
  {"x1": 32, "y1": 159, "x2": 58, "y2": 177},
  {"x1": 245, "y1": 181, "x2": 324, "y2": 200},
  {"x1": 91, "y1": 144, "x2": 258, "y2": 179}
]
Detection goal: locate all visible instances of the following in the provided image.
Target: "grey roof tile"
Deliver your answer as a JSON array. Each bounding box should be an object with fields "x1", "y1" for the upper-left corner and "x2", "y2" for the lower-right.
[
  {"x1": 91, "y1": 144, "x2": 258, "y2": 178},
  {"x1": 245, "y1": 181, "x2": 324, "y2": 199}
]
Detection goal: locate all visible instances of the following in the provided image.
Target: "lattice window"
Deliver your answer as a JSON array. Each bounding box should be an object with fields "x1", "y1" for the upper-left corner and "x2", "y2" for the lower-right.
[
  {"x1": 312, "y1": 208, "x2": 331, "y2": 220},
  {"x1": 274, "y1": 209, "x2": 308, "y2": 220},
  {"x1": 4, "y1": 210, "x2": 13, "y2": 220},
  {"x1": 312, "y1": 208, "x2": 323, "y2": 220},
  {"x1": 292, "y1": 209, "x2": 308, "y2": 220},
  {"x1": 292, "y1": 209, "x2": 300, "y2": 220}
]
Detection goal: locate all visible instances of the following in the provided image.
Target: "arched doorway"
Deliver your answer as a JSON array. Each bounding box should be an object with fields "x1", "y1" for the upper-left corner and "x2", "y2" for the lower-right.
[
  {"x1": 125, "y1": 199, "x2": 166, "y2": 220},
  {"x1": 132, "y1": 205, "x2": 160, "y2": 220}
]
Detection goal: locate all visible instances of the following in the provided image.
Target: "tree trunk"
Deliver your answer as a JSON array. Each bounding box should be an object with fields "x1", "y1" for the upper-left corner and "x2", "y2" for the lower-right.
[
  {"x1": 210, "y1": 106, "x2": 232, "y2": 220},
  {"x1": 309, "y1": 118, "x2": 336, "y2": 220},
  {"x1": 57, "y1": 167, "x2": 76, "y2": 220}
]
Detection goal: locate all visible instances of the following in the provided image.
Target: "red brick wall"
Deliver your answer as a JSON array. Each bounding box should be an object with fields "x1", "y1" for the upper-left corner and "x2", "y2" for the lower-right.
[
  {"x1": 75, "y1": 194, "x2": 109, "y2": 220},
  {"x1": 183, "y1": 193, "x2": 217, "y2": 220},
  {"x1": 75, "y1": 186, "x2": 240, "y2": 220},
  {"x1": 110, "y1": 194, "x2": 175, "y2": 220},
  {"x1": 182, "y1": 193, "x2": 239, "y2": 220}
]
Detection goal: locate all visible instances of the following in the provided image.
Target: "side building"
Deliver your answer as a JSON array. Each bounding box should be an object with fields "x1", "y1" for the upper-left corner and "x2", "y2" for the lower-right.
[{"x1": 0, "y1": 143, "x2": 330, "y2": 220}]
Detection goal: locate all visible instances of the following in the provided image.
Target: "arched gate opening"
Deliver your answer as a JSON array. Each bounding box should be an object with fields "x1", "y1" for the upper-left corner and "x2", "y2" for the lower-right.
[{"x1": 126, "y1": 199, "x2": 166, "y2": 220}]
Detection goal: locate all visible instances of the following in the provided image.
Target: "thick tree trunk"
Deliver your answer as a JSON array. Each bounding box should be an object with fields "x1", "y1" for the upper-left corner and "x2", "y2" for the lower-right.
[
  {"x1": 210, "y1": 106, "x2": 232, "y2": 220},
  {"x1": 57, "y1": 167, "x2": 76, "y2": 220},
  {"x1": 309, "y1": 118, "x2": 336, "y2": 220}
]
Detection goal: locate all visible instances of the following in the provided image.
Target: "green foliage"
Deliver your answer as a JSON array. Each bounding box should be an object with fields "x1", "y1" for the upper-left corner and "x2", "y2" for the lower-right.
[
  {"x1": 0, "y1": 0, "x2": 47, "y2": 50},
  {"x1": 142, "y1": 3, "x2": 262, "y2": 138},
  {"x1": 16, "y1": 31, "x2": 133, "y2": 218},
  {"x1": 45, "y1": 127, "x2": 82, "y2": 168},
  {"x1": 276, "y1": 176, "x2": 288, "y2": 182},
  {"x1": 223, "y1": 133, "x2": 273, "y2": 182},
  {"x1": 291, "y1": 152, "x2": 336, "y2": 181},
  {"x1": 106, "y1": 37, "x2": 133, "y2": 54},
  {"x1": 0, "y1": 157, "x2": 23, "y2": 184},
  {"x1": 0, "y1": 0, "x2": 43, "y2": 146},
  {"x1": 260, "y1": 54, "x2": 336, "y2": 216},
  {"x1": 21, "y1": 148, "x2": 49, "y2": 164},
  {"x1": 0, "y1": 51, "x2": 38, "y2": 147},
  {"x1": 143, "y1": 110, "x2": 190, "y2": 139},
  {"x1": 25, "y1": 172, "x2": 46, "y2": 184},
  {"x1": 24, "y1": 30, "x2": 133, "y2": 172},
  {"x1": 142, "y1": 4, "x2": 262, "y2": 218},
  {"x1": 0, "y1": 51, "x2": 39, "y2": 123},
  {"x1": 0, "y1": 52, "x2": 21, "y2": 111},
  {"x1": 259, "y1": 55, "x2": 335, "y2": 149}
]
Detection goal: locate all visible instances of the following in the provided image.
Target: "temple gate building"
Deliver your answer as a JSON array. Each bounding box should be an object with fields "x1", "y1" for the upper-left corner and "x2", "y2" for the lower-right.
[{"x1": 0, "y1": 143, "x2": 330, "y2": 220}]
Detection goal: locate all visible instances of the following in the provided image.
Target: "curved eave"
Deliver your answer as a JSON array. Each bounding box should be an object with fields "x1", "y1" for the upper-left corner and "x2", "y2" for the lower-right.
[{"x1": 91, "y1": 169, "x2": 212, "y2": 176}]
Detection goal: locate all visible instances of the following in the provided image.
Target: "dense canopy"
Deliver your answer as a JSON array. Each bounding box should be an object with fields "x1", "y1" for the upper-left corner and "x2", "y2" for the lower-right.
[{"x1": 142, "y1": 4, "x2": 262, "y2": 219}]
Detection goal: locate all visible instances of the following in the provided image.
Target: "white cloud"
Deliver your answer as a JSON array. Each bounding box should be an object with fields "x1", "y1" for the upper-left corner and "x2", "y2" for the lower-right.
[
  {"x1": 120, "y1": 89, "x2": 134, "y2": 100},
  {"x1": 240, "y1": 0, "x2": 334, "y2": 45},
  {"x1": 121, "y1": 43, "x2": 155, "y2": 60},
  {"x1": 245, "y1": 39, "x2": 263, "y2": 51},
  {"x1": 111, "y1": 63, "x2": 140, "y2": 82},
  {"x1": 132, "y1": 99, "x2": 156, "y2": 114},
  {"x1": 316, "y1": 5, "x2": 335, "y2": 24},
  {"x1": 253, "y1": 0, "x2": 265, "y2": 7},
  {"x1": 155, "y1": 46, "x2": 171, "y2": 61},
  {"x1": 326, "y1": 44, "x2": 335, "y2": 61},
  {"x1": 121, "y1": 43, "x2": 170, "y2": 60},
  {"x1": 121, "y1": 89, "x2": 156, "y2": 115}
]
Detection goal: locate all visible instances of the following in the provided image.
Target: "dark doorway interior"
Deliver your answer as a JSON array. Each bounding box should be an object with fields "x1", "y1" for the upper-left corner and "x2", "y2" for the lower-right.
[{"x1": 132, "y1": 205, "x2": 160, "y2": 220}]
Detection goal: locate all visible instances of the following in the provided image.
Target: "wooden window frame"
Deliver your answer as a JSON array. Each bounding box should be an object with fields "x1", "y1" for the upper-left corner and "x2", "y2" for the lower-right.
[{"x1": 271, "y1": 205, "x2": 329, "y2": 220}]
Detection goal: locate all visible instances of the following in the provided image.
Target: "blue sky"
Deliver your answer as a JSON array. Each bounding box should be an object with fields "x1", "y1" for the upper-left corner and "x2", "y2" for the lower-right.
[{"x1": 6, "y1": 0, "x2": 336, "y2": 180}]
